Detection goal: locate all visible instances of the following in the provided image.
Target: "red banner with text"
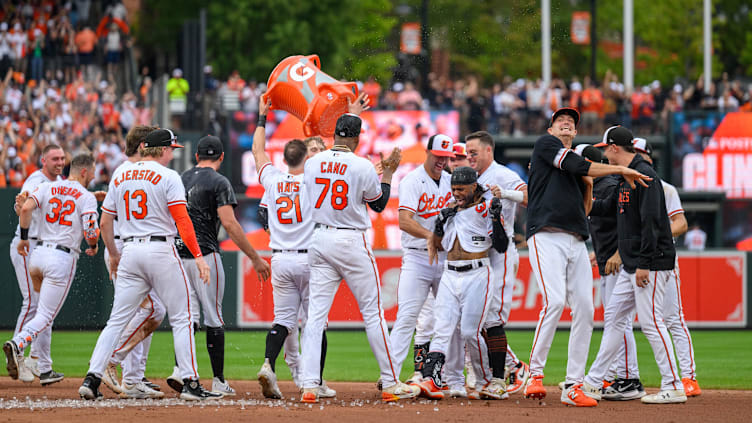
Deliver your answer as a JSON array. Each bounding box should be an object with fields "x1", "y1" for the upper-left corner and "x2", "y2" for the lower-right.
[{"x1": 237, "y1": 251, "x2": 746, "y2": 329}]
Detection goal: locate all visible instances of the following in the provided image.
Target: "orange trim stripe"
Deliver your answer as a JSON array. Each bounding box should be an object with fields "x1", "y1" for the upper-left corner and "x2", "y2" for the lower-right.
[
  {"x1": 364, "y1": 192, "x2": 382, "y2": 202},
  {"x1": 257, "y1": 162, "x2": 272, "y2": 183},
  {"x1": 398, "y1": 205, "x2": 417, "y2": 213},
  {"x1": 172, "y1": 245, "x2": 199, "y2": 379},
  {"x1": 113, "y1": 295, "x2": 155, "y2": 354},
  {"x1": 475, "y1": 265, "x2": 492, "y2": 383},
  {"x1": 362, "y1": 233, "x2": 397, "y2": 381},
  {"x1": 17, "y1": 255, "x2": 33, "y2": 332},
  {"x1": 673, "y1": 269, "x2": 695, "y2": 378},
  {"x1": 498, "y1": 250, "x2": 508, "y2": 322},
  {"x1": 556, "y1": 149, "x2": 570, "y2": 169},
  {"x1": 651, "y1": 271, "x2": 679, "y2": 389},
  {"x1": 528, "y1": 235, "x2": 549, "y2": 374},
  {"x1": 623, "y1": 333, "x2": 629, "y2": 379}
]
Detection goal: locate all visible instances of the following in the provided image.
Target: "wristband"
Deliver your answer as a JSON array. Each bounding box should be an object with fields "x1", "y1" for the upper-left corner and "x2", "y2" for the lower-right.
[
  {"x1": 20, "y1": 227, "x2": 29, "y2": 240},
  {"x1": 257, "y1": 114, "x2": 267, "y2": 128},
  {"x1": 500, "y1": 189, "x2": 524, "y2": 203}
]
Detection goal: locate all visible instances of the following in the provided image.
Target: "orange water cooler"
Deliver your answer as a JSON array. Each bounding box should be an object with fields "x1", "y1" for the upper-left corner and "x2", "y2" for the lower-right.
[{"x1": 262, "y1": 55, "x2": 358, "y2": 138}]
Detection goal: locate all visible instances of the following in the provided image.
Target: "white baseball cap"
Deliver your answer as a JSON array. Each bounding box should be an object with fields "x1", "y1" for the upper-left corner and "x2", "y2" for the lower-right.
[{"x1": 427, "y1": 134, "x2": 455, "y2": 157}]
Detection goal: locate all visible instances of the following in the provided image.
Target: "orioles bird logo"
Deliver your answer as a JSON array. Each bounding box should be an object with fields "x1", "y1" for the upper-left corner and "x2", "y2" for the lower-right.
[{"x1": 441, "y1": 140, "x2": 450, "y2": 149}]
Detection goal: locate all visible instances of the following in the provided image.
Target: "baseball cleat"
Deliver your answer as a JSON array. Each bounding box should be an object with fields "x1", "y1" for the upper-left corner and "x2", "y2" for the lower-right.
[
  {"x1": 102, "y1": 362, "x2": 123, "y2": 393},
  {"x1": 416, "y1": 378, "x2": 445, "y2": 400},
  {"x1": 180, "y1": 379, "x2": 223, "y2": 401},
  {"x1": 580, "y1": 381, "x2": 603, "y2": 401},
  {"x1": 465, "y1": 362, "x2": 477, "y2": 389},
  {"x1": 448, "y1": 385, "x2": 468, "y2": 398},
  {"x1": 288, "y1": 364, "x2": 301, "y2": 389},
  {"x1": 142, "y1": 377, "x2": 161, "y2": 391},
  {"x1": 524, "y1": 375, "x2": 546, "y2": 399},
  {"x1": 119, "y1": 381, "x2": 165, "y2": 399},
  {"x1": 479, "y1": 377, "x2": 509, "y2": 400},
  {"x1": 382, "y1": 381, "x2": 420, "y2": 402},
  {"x1": 18, "y1": 358, "x2": 35, "y2": 383},
  {"x1": 317, "y1": 380, "x2": 336, "y2": 398},
  {"x1": 3, "y1": 341, "x2": 21, "y2": 380},
  {"x1": 467, "y1": 390, "x2": 480, "y2": 400},
  {"x1": 39, "y1": 370, "x2": 65, "y2": 386},
  {"x1": 301, "y1": 387, "x2": 319, "y2": 403},
  {"x1": 506, "y1": 361, "x2": 529, "y2": 394},
  {"x1": 166, "y1": 366, "x2": 183, "y2": 393},
  {"x1": 557, "y1": 381, "x2": 566, "y2": 390},
  {"x1": 641, "y1": 389, "x2": 687, "y2": 404},
  {"x1": 561, "y1": 383, "x2": 598, "y2": 407},
  {"x1": 257, "y1": 359, "x2": 282, "y2": 399},
  {"x1": 25, "y1": 356, "x2": 39, "y2": 379},
  {"x1": 212, "y1": 377, "x2": 237, "y2": 396},
  {"x1": 602, "y1": 378, "x2": 645, "y2": 401},
  {"x1": 682, "y1": 378, "x2": 702, "y2": 397},
  {"x1": 405, "y1": 371, "x2": 422, "y2": 385},
  {"x1": 79, "y1": 373, "x2": 103, "y2": 400}
]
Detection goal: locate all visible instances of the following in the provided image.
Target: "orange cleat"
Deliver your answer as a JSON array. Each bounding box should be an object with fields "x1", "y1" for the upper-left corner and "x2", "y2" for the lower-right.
[
  {"x1": 416, "y1": 378, "x2": 445, "y2": 400},
  {"x1": 561, "y1": 383, "x2": 598, "y2": 407},
  {"x1": 524, "y1": 375, "x2": 546, "y2": 400},
  {"x1": 301, "y1": 388, "x2": 318, "y2": 403},
  {"x1": 682, "y1": 378, "x2": 702, "y2": 397}
]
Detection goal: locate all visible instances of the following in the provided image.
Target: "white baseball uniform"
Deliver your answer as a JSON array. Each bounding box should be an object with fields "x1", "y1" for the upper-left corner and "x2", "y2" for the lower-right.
[
  {"x1": 12, "y1": 179, "x2": 98, "y2": 377},
  {"x1": 300, "y1": 148, "x2": 399, "y2": 389},
  {"x1": 478, "y1": 161, "x2": 526, "y2": 369},
  {"x1": 389, "y1": 165, "x2": 451, "y2": 373},
  {"x1": 10, "y1": 170, "x2": 59, "y2": 371},
  {"x1": 87, "y1": 160, "x2": 200, "y2": 382},
  {"x1": 431, "y1": 199, "x2": 496, "y2": 390}
]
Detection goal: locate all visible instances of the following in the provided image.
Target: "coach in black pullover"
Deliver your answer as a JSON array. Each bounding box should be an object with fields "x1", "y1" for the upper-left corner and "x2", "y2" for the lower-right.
[{"x1": 592, "y1": 127, "x2": 675, "y2": 279}]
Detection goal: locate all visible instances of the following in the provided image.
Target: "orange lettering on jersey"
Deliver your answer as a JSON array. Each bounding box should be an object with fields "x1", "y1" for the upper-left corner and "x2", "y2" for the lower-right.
[
  {"x1": 292, "y1": 181, "x2": 300, "y2": 192},
  {"x1": 417, "y1": 192, "x2": 452, "y2": 216},
  {"x1": 51, "y1": 186, "x2": 82, "y2": 199},
  {"x1": 320, "y1": 161, "x2": 348, "y2": 175},
  {"x1": 475, "y1": 201, "x2": 489, "y2": 218},
  {"x1": 151, "y1": 174, "x2": 162, "y2": 185}
]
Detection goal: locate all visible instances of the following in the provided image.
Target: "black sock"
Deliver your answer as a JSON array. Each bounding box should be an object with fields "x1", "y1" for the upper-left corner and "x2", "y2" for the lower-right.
[
  {"x1": 206, "y1": 326, "x2": 225, "y2": 381},
  {"x1": 319, "y1": 330, "x2": 328, "y2": 384},
  {"x1": 485, "y1": 325, "x2": 507, "y2": 379},
  {"x1": 264, "y1": 324, "x2": 289, "y2": 372},
  {"x1": 422, "y1": 351, "x2": 445, "y2": 386},
  {"x1": 413, "y1": 342, "x2": 430, "y2": 372}
]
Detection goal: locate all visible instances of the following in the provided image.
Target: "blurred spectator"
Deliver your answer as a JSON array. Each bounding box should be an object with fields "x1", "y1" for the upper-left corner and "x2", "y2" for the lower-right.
[
  {"x1": 362, "y1": 76, "x2": 381, "y2": 109},
  {"x1": 0, "y1": 23, "x2": 12, "y2": 76},
  {"x1": 166, "y1": 67, "x2": 189, "y2": 113},
  {"x1": 580, "y1": 78, "x2": 604, "y2": 134},
  {"x1": 684, "y1": 224, "x2": 707, "y2": 251},
  {"x1": 74, "y1": 24, "x2": 96, "y2": 80},
  {"x1": 717, "y1": 87, "x2": 739, "y2": 113},
  {"x1": 396, "y1": 81, "x2": 422, "y2": 110},
  {"x1": 104, "y1": 22, "x2": 124, "y2": 83}
]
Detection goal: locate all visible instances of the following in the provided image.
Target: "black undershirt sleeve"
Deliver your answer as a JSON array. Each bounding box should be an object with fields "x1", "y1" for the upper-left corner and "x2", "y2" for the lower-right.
[{"x1": 367, "y1": 183, "x2": 391, "y2": 212}]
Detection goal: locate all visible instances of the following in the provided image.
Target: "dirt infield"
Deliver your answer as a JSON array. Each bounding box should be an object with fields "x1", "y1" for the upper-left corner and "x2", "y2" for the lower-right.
[{"x1": 1, "y1": 377, "x2": 750, "y2": 422}]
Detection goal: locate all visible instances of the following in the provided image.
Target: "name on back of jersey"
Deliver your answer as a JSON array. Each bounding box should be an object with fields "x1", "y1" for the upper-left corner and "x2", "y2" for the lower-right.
[
  {"x1": 320, "y1": 161, "x2": 348, "y2": 175},
  {"x1": 50, "y1": 185, "x2": 84, "y2": 199},
  {"x1": 278, "y1": 181, "x2": 301, "y2": 193},
  {"x1": 113, "y1": 168, "x2": 162, "y2": 187}
]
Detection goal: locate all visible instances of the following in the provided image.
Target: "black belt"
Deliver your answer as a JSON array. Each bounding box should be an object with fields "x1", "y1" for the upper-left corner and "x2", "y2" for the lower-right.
[
  {"x1": 273, "y1": 249, "x2": 308, "y2": 254},
  {"x1": 123, "y1": 236, "x2": 168, "y2": 242},
  {"x1": 447, "y1": 260, "x2": 486, "y2": 272},
  {"x1": 40, "y1": 242, "x2": 71, "y2": 253},
  {"x1": 114, "y1": 236, "x2": 121, "y2": 240},
  {"x1": 406, "y1": 247, "x2": 428, "y2": 251},
  {"x1": 314, "y1": 223, "x2": 358, "y2": 231}
]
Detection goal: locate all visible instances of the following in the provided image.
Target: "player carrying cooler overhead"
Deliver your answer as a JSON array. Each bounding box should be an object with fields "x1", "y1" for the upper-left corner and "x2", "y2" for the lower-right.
[
  {"x1": 79, "y1": 129, "x2": 222, "y2": 401},
  {"x1": 523, "y1": 108, "x2": 650, "y2": 407},
  {"x1": 299, "y1": 112, "x2": 419, "y2": 403},
  {"x1": 4, "y1": 154, "x2": 100, "y2": 385}
]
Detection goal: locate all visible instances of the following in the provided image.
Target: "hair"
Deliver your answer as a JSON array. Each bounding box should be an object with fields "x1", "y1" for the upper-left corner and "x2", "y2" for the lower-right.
[
  {"x1": 42, "y1": 144, "x2": 64, "y2": 156},
  {"x1": 284, "y1": 139, "x2": 308, "y2": 167},
  {"x1": 139, "y1": 146, "x2": 166, "y2": 158},
  {"x1": 70, "y1": 153, "x2": 95, "y2": 171},
  {"x1": 304, "y1": 136, "x2": 325, "y2": 150},
  {"x1": 125, "y1": 125, "x2": 159, "y2": 157},
  {"x1": 620, "y1": 144, "x2": 636, "y2": 154},
  {"x1": 465, "y1": 131, "x2": 494, "y2": 147}
]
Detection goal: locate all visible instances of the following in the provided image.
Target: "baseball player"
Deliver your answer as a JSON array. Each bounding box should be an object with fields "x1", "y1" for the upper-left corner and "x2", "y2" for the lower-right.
[
  {"x1": 583, "y1": 126, "x2": 686, "y2": 404},
  {"x1": 173, "y1": 135, "x2": 271, "y2": 396},
  {"x1": 465, "y1": 130, "x2": 530, "y2": 395},
  {"x1": 415, "y1": 166, "x2": 509, "y2": 400},
  {"x1": 79, "y1": 129, "x2": 222, "y2": 401},
  {"x1": 4, "y1": 154, "x2": 99, "y2": 386},
  {"x1": 100, "y1": 125, "x2": 167, "y2": 399},
  {"x1": 523, "y1": 108, "x2": 650, "y2": 407},
  {"x1": 299, "y1": 112, "x2": 419, "y2": 403},
  {"x1": 389, "y1": 134, "x2": 461, "y2": 394},
  {"x1": 7, "y1": 144, "x2": 64, "y2": 384},
  {"x1": 448, "y1": 143, "x2": 470, "y2": 170},
  {"x1": 634, "y1": 138, "x2": 701, "y2": 397}
]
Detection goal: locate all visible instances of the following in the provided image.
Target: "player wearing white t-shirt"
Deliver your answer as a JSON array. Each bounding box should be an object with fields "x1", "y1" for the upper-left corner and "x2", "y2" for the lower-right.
[
  {"x1": 416, "y1": 167, "x2": 509, "y2": 400},
  {"x1": 4, "y1": 154, "x2": 99, "y2": 387},
  {"x1": 80, "y1": 129, "x2": 221, "y2": 401},
  {"x1": 635, "y1": 139, "x2": 700, "y2": 397},
  {"x1": 8, "y1": 144, "x2": 64, "y2": 384},
  {"x1": 299, "y1": 113, "x2": 419, "y2": 403},
  {"x1": 389, "y1": 134, "x2": 457, "y2": 392}
]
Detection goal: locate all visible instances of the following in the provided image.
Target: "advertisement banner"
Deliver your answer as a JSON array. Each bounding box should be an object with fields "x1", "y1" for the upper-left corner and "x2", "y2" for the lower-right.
[
  {"x1": 570, "y1": 12, "x2": 590, "y2": 45},
  {"x1": 237, "y1": 251, "x2": 746, "y2": 329},
  {"x1": 401, "y1": 22, "x2": 422, "y2": 55}
]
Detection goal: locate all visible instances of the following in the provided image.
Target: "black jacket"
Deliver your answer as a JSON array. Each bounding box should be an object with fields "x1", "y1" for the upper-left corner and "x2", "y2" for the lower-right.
[
  {"x1": 588, "y1": 175, "x2": 619, "y2": 276},
  {"x1": 591, "y1": 155, "x2": 675, "y2": 273}
]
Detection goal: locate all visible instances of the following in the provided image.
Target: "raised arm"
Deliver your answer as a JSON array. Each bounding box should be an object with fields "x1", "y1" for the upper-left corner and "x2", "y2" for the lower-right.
[{"x1": 251, "y1": 97, "x2": 272, "y2": 169}]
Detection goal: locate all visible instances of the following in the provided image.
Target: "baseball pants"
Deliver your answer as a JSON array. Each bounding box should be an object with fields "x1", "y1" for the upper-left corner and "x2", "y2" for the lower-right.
[
  {"x1": 527, "y1": 232, "x2": 594, "y2": 385},
  {"x1": 270, "y1": 252, "x2": 310, "y2": 332},
  {"x1": 585, "y1": 269, "x2": 683, "y2": 391},
  {"x1": 601, "y1": 270, "x2": 639, "y2": 380},
  {"x1": 301, "y1": 227, "x2": 398, "y2": 389},
  {"x1": 487, "y1": 244, "x2": 522, "y2": 370},
  {"x1": 11, "y1": 245, "x2": 77, "y2": 374},
  {"x1": 88, "y1": 239, "x2": 200, "y2": 381},
  {"x1": 111, "y1": 293, "x2": 166, "y2": 384},
  {"x1": 184, "y1": 252, "x2": 225, "y2": 327},
  {"x1": 389, "y1": 248, "x2": 444, "y2": 373},
  {"x1": 430, "y1": 259, "x2": 494, "y2": 389},
  {"x1": 10, "y1": 237, "x2": 51, "y2": 370},
  {"x1": 664, "y1": 265, "x2": 697, "y2": 380}
]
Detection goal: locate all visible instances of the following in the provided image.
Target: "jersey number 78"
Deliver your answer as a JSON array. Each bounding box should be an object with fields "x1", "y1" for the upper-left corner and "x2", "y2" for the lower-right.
[{"x1": 314, "y1": 178, "x2": 349, "y2": 210}]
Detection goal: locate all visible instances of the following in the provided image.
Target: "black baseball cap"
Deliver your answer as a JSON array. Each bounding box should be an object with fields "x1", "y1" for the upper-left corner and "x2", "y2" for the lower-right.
[
  {"x1": 594, "y1": 126, "x2": 633, "y2": 148},
  {"x1": 550, "y1": 107, "x2": 580, "y2": 127},
  {"x1": 143, "y1": 129, "x2": 184, "y2": 148},
  {"x1": 632, "y1": 137, "x2": 653, "y2": 156},
  {"x1": 335, "y1": 113, "x2": 362, "y2": 138},
  {"x1": 451, "y1": 166, "x2": 478, "y2": 185},
  {"x1": 197, "y1": 135, "x2": 223, "y2": 158}
]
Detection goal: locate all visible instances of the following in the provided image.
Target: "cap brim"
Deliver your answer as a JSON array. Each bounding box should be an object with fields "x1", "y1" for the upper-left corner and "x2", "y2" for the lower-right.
[
  {"x1": 593, "y1": 142, "x2": 608, "y2": 147},
  {"x1": 551, "y1": 108, "x2": 580, "y2": 126},
  {"x1": 431, "y1": 150, "x2": 455, "y2": 157},
  {"x1": 170, "y1": 142, "x2": 184, "y2": 148}
]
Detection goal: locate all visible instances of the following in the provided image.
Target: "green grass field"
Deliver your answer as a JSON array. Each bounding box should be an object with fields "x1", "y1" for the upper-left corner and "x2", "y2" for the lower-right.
[{"x1": 2, "y1": 329, "x2": 751, "y2": 389}]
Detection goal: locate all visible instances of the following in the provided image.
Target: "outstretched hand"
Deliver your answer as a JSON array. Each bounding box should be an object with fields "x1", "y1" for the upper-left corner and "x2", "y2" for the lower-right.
[
  {"x1": 622, "y1": 167, "x2": 652, "y2": 189},
  {"x1": 379, "y1": 147, "x2": 402, "y2": 175},
  {"x1": 258, "y1": 97, "x2": 272, "y2": 116},
  {"x1": 348, "y1": 92, "x2": 370, "y2": 116}
]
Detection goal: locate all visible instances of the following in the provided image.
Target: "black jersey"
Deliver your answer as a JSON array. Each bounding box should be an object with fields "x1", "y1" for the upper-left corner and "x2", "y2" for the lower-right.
[
  {"x1": 588, "y1": 175, "x2": 619, "y2": 275},
  {"x1": 177, "y1": 166, "x2": 237, "y2": 258},
  {"x1": 526, "y1": 134, "x2": 592, "y2": 240}
]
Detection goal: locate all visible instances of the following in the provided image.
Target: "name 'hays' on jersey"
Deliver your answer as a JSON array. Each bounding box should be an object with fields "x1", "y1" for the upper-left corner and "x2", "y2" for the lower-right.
[
  {"x1": 258, "y1": 162, "x2": 313, "y2": 250},
  {"x1": 304, "y1": 149, "x2": 383, "y2": 231},
  {"x1": 102, "y1": 161, "x2": 187, "y2": 239}
]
